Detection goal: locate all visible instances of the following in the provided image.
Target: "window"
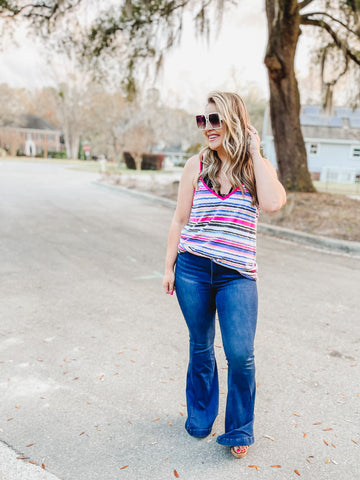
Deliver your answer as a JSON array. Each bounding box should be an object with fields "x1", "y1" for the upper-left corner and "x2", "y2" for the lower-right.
[
  {"x1": 309, "y1": 143, "x2": 318, "y2": 155},
  {"x1": 352, "y1": 147, "x2": 360, "y2": 159}
]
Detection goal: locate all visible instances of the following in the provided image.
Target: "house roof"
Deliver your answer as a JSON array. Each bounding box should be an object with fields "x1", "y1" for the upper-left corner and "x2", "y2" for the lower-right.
[
  {"x1": 265, "y1": 105, "x2": 360, "y2": 142},
  {"x1": 19, "y1": 114, "x2": 57, "y2": 131}
]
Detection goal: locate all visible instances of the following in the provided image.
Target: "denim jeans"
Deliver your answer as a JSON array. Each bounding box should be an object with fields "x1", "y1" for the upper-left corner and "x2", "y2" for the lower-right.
[{"x1": 175, "y1": 251, "x2": 258, "y2": 446}]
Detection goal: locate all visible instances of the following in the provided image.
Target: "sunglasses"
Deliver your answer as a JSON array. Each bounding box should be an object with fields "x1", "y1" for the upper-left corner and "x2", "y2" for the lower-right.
[{"x1": 195, "y1": 112, "x2": 222, "y2": 130}]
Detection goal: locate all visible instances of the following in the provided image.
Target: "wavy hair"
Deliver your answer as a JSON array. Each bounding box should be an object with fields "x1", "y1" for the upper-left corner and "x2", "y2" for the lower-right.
[{"x1": 198, "y1": 91, "x2": 258, "y2": 205}]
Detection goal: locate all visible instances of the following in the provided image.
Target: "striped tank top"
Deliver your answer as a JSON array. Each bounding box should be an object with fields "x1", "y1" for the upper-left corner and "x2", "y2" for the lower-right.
[{"x1": 178, "y1": 164, "x2": 259, "y2": 280}]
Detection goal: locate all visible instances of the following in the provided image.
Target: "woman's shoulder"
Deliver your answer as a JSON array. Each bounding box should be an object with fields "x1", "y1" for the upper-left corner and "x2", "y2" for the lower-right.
[
  {"x1": 184, "y1": 153, "x2": 201, "y2": 171},
  {"x1": 182, "y1": 154, "x2": 202, "y2": 189}
]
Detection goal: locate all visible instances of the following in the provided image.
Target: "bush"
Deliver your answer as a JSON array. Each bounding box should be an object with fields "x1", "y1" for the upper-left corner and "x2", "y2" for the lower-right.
[
  {"x1": 123, "y1": 152, "x2": 164, "y2": 170},
  {"x1": 123, "y1": 152, "x2": 136, "y2": 169},
  {"x1": 141, "y1": 153, "x2": 164, "y2": 170},
  {"x1": 48, "y1": 151, "x2": 67, "y2": 159}
]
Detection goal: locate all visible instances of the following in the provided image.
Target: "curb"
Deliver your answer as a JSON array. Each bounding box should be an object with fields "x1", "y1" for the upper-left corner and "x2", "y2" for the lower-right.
[
  {"x1": 257, "y1": 223, "x2": 360, "y2": 257},
  {"x1": 94, "y1": 181, "x2": 360, "y2": 258}
]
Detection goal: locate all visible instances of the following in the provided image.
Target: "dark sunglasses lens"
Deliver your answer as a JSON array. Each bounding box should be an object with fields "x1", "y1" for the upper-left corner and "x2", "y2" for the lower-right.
[
  {"x1": 196, "y1": 115, "x2": 206, "y2": 129},
  {"x1": 208, "y1": 113, "x2": 221, "y2": 128}
]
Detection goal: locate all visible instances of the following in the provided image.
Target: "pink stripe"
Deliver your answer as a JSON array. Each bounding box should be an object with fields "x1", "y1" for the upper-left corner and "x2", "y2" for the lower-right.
[
  {"x1": 182, "y1": 234, "x2": 256, "y2": 253},
  {"x1": 196, "y1": 216, "x2": 256, "y2": 228}
]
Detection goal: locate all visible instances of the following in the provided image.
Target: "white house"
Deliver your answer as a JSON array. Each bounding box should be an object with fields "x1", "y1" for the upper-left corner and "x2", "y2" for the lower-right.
[{"x1": 262, "y1": 105, "x2": 360, "y2": 182}]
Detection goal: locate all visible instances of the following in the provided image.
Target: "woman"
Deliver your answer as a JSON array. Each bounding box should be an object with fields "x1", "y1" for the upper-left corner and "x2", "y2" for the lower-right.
[{"x1": 163, "y1": 91, "x2": 286, "y2": 458}]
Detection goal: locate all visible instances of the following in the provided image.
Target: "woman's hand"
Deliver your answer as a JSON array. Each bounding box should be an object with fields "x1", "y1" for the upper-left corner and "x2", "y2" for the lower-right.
[
  {"x1": 247, "y1": 125, "x2": 261, "y2": 159},
  {"x1": 163, "y1": 270, "x2": 175, "y2": 295}
]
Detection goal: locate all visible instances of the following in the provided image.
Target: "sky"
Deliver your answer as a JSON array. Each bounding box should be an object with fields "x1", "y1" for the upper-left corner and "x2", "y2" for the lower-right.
[{"x1": 0, "y1": 0, "x2": 313, "y2": 112}]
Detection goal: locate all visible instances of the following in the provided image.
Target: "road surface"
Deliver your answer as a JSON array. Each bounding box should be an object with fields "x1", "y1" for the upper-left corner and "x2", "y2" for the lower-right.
[{"x1": 0, "y1": 160, "x2": 359, "y2": 480}]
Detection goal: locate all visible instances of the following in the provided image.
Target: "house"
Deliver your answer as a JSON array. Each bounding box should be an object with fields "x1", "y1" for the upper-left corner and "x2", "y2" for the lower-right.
[
  {"x1": 0, "y1": 114, "x2": 63, "y2": 157},
  {"x1": 262, "y1": 105, "x2": 360, "y2": 182}
]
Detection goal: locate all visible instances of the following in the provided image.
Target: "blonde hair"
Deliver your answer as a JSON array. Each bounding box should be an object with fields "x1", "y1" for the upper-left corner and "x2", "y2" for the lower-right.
[{"x1": 198, "y1": 91, "x2": 258, "y2": 205}]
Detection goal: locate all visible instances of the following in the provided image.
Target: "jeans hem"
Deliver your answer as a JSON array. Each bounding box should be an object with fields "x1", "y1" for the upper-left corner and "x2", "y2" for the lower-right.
[
  {"x1": 216, "y1": 435, "x2": 255, "y2": 446},
  {"x1": 185, "y1": 425, "x2": 212, "y2": 438}
]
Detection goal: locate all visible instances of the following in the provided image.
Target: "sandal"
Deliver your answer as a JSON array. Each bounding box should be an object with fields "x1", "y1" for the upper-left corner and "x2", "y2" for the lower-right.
[{"x1": 230, "y1": 446, "x2": 249, "y2": 458}]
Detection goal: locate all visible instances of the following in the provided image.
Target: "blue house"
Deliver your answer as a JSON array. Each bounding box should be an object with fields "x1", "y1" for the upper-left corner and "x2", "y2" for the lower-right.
[{"x1": 262, "y1": 106, "x2": 360, "y2": 182}]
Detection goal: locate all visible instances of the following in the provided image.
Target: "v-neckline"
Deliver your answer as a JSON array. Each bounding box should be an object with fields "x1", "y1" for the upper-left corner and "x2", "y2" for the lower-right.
[{"x1": 200, "y1": 176, "x2": 240, "y2": 200}]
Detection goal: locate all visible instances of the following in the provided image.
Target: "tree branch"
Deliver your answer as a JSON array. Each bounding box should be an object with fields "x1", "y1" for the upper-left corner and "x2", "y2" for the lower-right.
[
  {"x1": 301, "y1": 17, "x2": 360, "y2": 66},
  {"x1": 298, "y1": 0, "x2": 315, "y2": 10},
  {"x1": 1, "y1": 2, "x2": 51, "y2": 17},
  {"x1": 301, "y1": 11, "x2": 360, "y2": 37}
]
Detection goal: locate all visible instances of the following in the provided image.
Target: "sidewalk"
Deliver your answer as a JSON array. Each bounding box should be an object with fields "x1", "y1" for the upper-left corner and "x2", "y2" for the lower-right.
[{"x1": 0, "y1": 442, "x2": 61, "y2": 480}]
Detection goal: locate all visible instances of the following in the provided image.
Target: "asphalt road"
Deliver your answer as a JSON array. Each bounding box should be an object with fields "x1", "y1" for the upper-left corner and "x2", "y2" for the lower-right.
[{"x1": 0, "y1": 160, "x2": 359, "y2": 480}]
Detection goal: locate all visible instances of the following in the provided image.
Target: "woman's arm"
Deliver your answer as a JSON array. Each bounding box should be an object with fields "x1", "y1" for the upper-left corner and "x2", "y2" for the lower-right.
[
  {"x1": 163, "y1": 155, "x2": 199, "y2": 295},
  {"x1": 248, "y1": 126, "x2": 287, "y2": 213}
]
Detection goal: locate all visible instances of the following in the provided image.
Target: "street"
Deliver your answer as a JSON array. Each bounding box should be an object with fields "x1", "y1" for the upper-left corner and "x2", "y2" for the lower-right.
[{"x1": 0, "y1": 160, "x2": 359, "y2": 480}]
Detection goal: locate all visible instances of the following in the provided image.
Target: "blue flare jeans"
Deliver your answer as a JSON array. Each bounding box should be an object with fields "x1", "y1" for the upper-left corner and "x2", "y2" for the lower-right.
[{"x1": 175, "y1": 251, "x2": 258, "y2": 446}]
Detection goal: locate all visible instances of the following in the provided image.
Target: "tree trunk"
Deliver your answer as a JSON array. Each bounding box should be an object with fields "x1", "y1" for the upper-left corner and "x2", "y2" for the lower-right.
[{"x1": 264, "y1": 0, "x2": 315, "y2": 192}]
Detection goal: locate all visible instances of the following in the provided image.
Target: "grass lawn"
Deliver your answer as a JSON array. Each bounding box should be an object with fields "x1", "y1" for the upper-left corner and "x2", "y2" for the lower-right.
[
  {"x1": 313, "y1": 181, "x2": 360, "y2": 196},
  {"x1": 0, "y1": 157, "x2": 178, "y2": 175}
]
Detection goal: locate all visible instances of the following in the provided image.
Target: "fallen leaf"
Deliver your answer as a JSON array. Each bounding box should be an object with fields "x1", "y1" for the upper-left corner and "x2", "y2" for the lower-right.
[
  {"x1": 15, "y1": 405, "x2": 21, "y2": 409},
  {"x1": 212, "y1": 432, "x2": 216, "y2": 437},
  {"x1": 80, "y1": 432, "x2": 85, "y2": 436},
  {"x1": 303, "y1": 433, "x2": 307, "y2": 438},
  {"x1": 248, "y1": 465, "x2": 259, "y2": 471},
  {"x1": 153, "y1": 418, "x2": 160, "y2": 422},
  {"x1": 331, "y1": 443, "x2": 336, "y2": 448},
  {"x1": 168, "y1": 422, "x2": 173, "y2": 426},
  {"x1": 264, "y1": 435, "x2": 275, "y2": 441},
  {"x1": 325, "y1": 459, "x2": 330, "y2": 464},
  {"x1": 29, "y1": 461, "x2": 37, "y2": 465},
  {"x1": 294, "y1": 413, "x2": 301, "y2": 417},
  {"x1": 323, "y1": 428, "x2": 333, "y2": 431},
  {"x1": 294, "y1": 469, "x2": 300, "y2": 476},
  {"x1": 130, "y1": 360, "x2": 136, "y2": 363},
  {"x1": 7, "y1": 418, "x2": 13, "y2": 421},
  {"x1": 26, "y1": 443, "x2": 34, "y2": 447},
  {"x1": 73, "y1": 377, "x2": 79, "y2": 380},
  {"x1": 323, "y1": 440, "x2": 329, "y2": 446},
  {"x1": 271, "y1": 465, "x2": 281, "y2": 468},
  {"x1": 174, "y1": 469, "x2": 179, "y2": 477},
  {"x1": 179, "y1": 412, "x2": 183, "y2": 416},
  {"x1": 120, "y1": 465, "x2": 128, "y2": 470},
  {"x1": 313, "y1": 422, "x2": 322, "y2": 425},
  {"x1": 165, "y1": 457, "x2": 168, "y2": 461},
  {"x1": 17, "y1": 456, "x2": 29, "y2": 459},
  {"x1": 42, "y1": 463, "x2": 45, "y2": 469},
  {"x1": 351, "y1": 439, "x2": 358, "y2": 444}
]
